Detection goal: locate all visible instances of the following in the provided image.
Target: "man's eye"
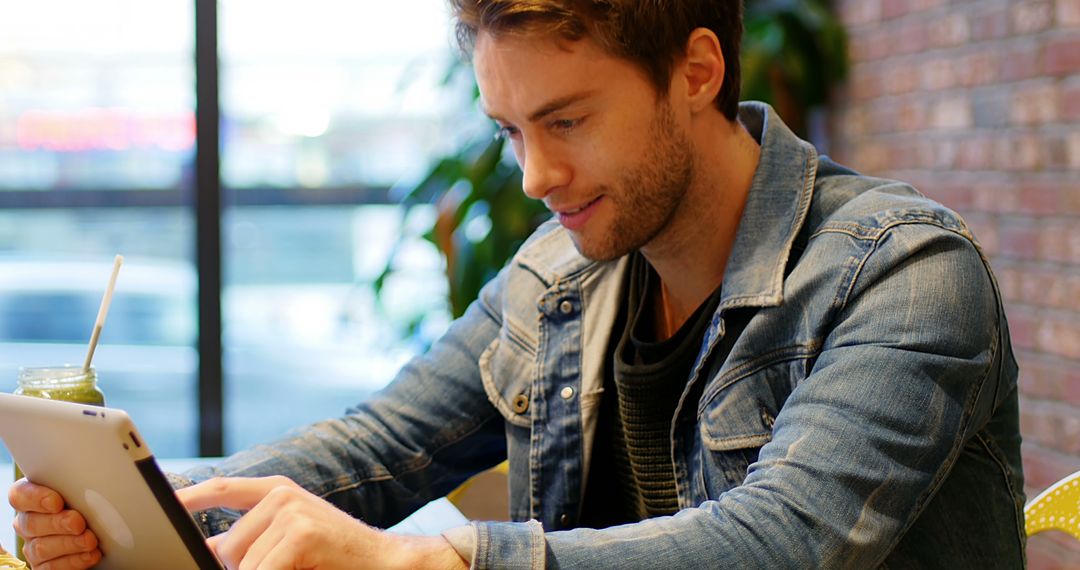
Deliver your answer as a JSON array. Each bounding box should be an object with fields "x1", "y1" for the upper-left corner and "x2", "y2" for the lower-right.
[
  {"x1": 551, "y1": 118, "x2": 580, "y2": 132},
  {"x1": 495, "y1": 125, "x2": 520, "y2": 140}
]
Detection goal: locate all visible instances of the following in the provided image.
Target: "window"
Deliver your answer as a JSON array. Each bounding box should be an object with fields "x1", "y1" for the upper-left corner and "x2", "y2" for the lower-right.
[
  {"x1": 219, "y1": 0, "x2": 455, "y2": 452},
  {"x1": 0, "y1": 0, "x2": 197, "y2": 457},
  {"x1": 0, "y1": 0, "x2": 461, "y2": 457}
]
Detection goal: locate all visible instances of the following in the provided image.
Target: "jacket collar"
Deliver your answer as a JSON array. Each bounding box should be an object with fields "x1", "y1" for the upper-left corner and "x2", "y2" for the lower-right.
[
  {"x1": 717, "y1": 102, "x2": 817, "y2": 311},
  {"x1": 515, "y1": 102, "x2": 817, "y2": 303}
]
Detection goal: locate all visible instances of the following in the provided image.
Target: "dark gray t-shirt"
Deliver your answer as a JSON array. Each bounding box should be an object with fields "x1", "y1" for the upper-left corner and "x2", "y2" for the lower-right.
[{"x1": 579, "y1": 252, "x2": 730, "y2": 528}]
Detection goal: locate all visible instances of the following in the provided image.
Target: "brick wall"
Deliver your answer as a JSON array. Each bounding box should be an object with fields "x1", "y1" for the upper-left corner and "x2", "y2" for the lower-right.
[{"x1": 827, "y1": 0, "x2": 1080, "y2": 567}]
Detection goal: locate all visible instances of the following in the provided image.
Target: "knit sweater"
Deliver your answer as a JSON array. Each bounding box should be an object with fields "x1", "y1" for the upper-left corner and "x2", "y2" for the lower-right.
[{"x1": 580, "y1": 252, "x2": 723, "y2": 527}]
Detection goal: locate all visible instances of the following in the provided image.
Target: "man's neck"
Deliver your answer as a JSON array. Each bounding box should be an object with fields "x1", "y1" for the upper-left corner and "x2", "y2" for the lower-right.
[{"x1": 641, "y1": 116, "x2": 761, "y2": 339}]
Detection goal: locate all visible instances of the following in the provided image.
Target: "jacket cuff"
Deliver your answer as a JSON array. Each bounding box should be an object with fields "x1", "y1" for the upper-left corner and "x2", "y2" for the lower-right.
[
  {"x1": 165, "y1": 471, "x2": 240, "y2": 537},
  {"x1": 441, "y1": 524, "x2": 477, "y2": 567},
  {"x1": 472, "y1": 520, "x2": 546, "y2": 570}
]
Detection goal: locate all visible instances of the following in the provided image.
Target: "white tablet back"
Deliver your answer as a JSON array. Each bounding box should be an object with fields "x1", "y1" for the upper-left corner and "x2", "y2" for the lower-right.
[{"x1": 0, "y1": 393, "x2": 222, "y2": 569}]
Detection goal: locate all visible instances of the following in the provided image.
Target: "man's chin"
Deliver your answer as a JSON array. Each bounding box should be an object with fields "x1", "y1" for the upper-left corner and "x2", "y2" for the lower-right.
[{"x1": 567, "y1": 232, "x2": 630, "y2": 263}]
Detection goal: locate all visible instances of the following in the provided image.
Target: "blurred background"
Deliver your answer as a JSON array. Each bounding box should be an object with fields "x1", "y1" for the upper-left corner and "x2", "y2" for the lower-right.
[
  {"x1": 0, "y1": 0, "x2": 1077, "y2": 566},
  {"x1": 0, "y1": 0, "x2": 470, "y2": 457}
]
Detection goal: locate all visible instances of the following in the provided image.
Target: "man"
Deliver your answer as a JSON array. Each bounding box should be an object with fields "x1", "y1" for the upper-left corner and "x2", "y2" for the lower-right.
[{"x1": 11, "y1": 1, "x2": 1026, "y2": 568}]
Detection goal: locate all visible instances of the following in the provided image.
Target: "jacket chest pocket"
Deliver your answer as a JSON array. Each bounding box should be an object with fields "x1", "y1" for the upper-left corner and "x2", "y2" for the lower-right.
[
  {"x1": 479, "y1": 330, "x2": 536, "y2": 428},
  {"x1": 697, "y1": 371, "x2": 782, "y2": 498}
]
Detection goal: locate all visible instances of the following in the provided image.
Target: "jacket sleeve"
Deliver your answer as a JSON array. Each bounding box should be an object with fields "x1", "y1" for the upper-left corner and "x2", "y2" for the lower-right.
[
  {"x1": 466, "y1": 223, "x2": 1013, "y2": 568},
  {"x1": 173, "y1": 267, "x2": 511, "y2": 536}
]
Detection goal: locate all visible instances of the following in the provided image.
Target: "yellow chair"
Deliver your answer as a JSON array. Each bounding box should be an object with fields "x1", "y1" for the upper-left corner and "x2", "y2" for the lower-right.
[
  {"x1": 1025, "y1": 469, "x2": 1080, "y2": 539},
  {"x1": 447, "y1": 460, "x2": 510, "y2": 521}
]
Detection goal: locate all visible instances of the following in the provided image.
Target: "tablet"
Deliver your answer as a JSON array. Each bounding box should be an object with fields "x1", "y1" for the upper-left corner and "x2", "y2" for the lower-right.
[{"x1": 0, "y1": 393, "x2": 223, "y2": 570}]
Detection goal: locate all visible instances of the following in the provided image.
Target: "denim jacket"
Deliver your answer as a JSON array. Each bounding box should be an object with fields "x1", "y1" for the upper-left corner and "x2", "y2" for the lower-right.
[{"x1": 180, "y1": 102, "x2": 1025, "y2": 568}]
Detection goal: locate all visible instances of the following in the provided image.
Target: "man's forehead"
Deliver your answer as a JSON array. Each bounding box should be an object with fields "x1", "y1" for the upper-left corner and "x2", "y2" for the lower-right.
[{"x1": 473, "y1": 31, "x2": 615, "y2": 120}]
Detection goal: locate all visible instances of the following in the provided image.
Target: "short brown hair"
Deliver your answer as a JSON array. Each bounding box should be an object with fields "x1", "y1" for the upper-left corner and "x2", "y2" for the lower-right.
[{"x1": 448, "y1": 0, "x2": 743, "y2": 121}]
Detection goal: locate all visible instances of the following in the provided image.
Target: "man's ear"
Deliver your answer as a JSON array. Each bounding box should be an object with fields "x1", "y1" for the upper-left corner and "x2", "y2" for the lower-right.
[{"x1": 678, "y1": 28, "x2": 725, "y2": 113}]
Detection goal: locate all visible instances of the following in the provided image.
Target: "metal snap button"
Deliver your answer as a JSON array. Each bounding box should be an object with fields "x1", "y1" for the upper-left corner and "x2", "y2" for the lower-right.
[
  {"x1": 559, "y1": 513, "x2": 570, "y2": 527},
  {"x1": 559, "y1": 300, "x2": 574, "y2": 314},
  {"x1": 560, "y1": 386, "x2": 574, "y2": 400},
  {"x1": 512, "y1": 393, "x2": 530, "y2": 414}
]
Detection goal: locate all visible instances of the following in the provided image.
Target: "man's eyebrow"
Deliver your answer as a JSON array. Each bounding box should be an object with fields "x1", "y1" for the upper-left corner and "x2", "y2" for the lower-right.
[{"x1": 482, "y1": 91, "x2": 596, "y2": 124}]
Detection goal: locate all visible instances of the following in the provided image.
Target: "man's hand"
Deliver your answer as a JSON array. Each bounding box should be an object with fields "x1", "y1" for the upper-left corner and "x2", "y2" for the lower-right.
[
  {"x1": 9, "y1": 478, "x2": 101, "y2": 570},
  {"x1": 177, "y1": 476, "x2": 468, "y2": 570}
]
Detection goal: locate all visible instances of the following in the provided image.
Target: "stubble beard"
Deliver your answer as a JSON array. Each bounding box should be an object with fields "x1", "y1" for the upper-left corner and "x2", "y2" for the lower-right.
[{"x1": 571, "y1": 98, "x2": 696, "y2": 262}]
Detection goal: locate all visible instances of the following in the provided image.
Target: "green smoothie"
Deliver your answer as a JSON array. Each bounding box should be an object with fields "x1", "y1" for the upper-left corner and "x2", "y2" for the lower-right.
[{"x1": 13, "y1": 366, "x2": 104, "y2": 562}]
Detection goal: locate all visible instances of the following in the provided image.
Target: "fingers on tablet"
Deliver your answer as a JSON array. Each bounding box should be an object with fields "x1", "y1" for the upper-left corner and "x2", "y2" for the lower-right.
[
  {"x1": 26, "y1": 547, "x2": 101, "y2": 570},
  {"x1": 15, "y1": 510, "x2": 86, "y2": 539},
  {"x1": 9, "y1": 480, "x2": 64, "y2": 514},
  {"x1": 21, "y1": 530, "x2": 97, "y2": 560}
]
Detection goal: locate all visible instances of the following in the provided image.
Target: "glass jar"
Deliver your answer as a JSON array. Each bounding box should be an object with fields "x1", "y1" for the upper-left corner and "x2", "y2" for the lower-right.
[
  {"x1": 14, "y1": 365, "x2": 105, "y2": 405},
  {"x1": 13, "y1": 365, "x2": 105, "y2": 560}
]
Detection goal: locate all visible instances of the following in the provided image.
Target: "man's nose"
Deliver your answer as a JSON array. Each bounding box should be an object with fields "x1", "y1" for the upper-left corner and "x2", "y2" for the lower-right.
[{"x1": 520, "y1": 142, "x2": 571, "y2": 201}]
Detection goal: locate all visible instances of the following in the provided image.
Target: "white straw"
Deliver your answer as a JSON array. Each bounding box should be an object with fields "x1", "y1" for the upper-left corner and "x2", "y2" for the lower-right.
[{"x1": 83, "y1": 255, "x2": 124, "y2": 373}]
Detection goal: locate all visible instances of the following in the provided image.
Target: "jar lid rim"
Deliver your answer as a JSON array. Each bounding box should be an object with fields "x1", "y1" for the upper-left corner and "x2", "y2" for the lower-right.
[{"x1": 18, "y1": 365, "x2": 97, "y2": 384}]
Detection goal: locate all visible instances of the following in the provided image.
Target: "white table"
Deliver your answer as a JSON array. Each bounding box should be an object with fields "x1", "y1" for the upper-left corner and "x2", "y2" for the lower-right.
[{"x1": 0, "y1": 459, "x2": 468, "y2": 553}]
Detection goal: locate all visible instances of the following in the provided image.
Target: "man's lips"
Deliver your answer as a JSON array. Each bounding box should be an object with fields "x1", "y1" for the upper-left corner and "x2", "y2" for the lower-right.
[
  {"x1": 550, "y1": 196, "x2": 602, "y2": 215},
  {"x1": 552, "y1": 196, "x2": 603, "y2": 231}
]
